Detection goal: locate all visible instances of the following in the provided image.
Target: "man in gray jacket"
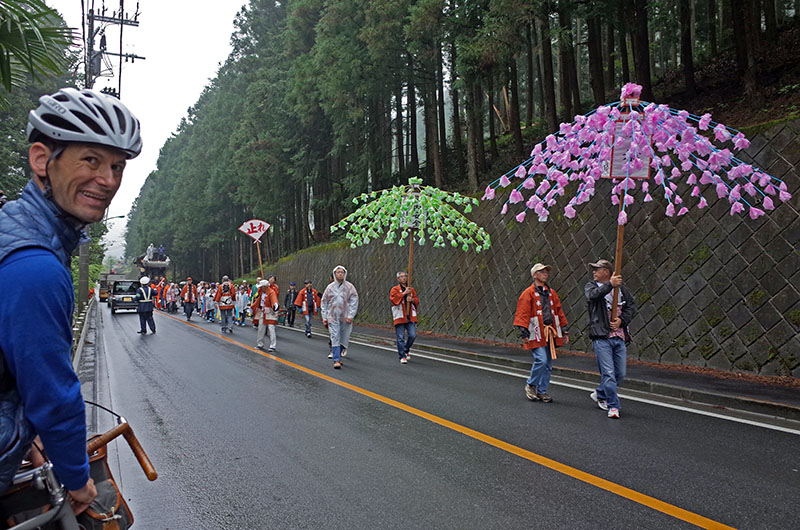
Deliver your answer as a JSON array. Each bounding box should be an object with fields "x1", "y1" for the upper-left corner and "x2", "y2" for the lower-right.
[{"x1": 584, "y1": 259, "x2": 636, "y2": 419}]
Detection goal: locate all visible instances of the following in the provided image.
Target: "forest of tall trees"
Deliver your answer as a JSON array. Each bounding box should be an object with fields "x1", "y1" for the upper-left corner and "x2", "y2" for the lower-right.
[{"x1": 124, "y1": 0, "x2": 800, "y2": 279}]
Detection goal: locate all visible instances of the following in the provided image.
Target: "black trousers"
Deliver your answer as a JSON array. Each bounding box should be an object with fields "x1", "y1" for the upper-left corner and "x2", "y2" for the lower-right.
[
  {"x1": 287, "y1": 308, "x2": 296, "y2": 326},
  {"x1": 138, "y1": 311, "x2": 155, "y2": 333}
]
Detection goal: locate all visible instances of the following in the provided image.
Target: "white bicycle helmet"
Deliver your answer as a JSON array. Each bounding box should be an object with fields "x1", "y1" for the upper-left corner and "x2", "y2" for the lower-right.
[{"x1": 27, "y1": 88, "x2": 142, "y2": 159}]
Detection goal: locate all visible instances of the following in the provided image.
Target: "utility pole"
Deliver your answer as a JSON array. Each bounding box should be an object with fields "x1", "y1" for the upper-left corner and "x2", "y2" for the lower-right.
[{"x1": 79, "y1": 1, "x2": 144, "y2": 309}]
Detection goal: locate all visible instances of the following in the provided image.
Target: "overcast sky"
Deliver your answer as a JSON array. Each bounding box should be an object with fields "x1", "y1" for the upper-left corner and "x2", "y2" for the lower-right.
[{"x1": 50, "y1": 0, "x2": 245, "y2": 258}]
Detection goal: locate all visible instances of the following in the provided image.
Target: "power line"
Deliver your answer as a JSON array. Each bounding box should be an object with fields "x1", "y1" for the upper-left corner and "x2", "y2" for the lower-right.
[{"x1": 84, "y1": 1, "x2": 145, "y2": 96}]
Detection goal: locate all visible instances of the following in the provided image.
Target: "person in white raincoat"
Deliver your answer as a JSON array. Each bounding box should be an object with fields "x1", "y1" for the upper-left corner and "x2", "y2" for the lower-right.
[{"x1": 321, "y1": 265, "x2": 359, "y2": 369}]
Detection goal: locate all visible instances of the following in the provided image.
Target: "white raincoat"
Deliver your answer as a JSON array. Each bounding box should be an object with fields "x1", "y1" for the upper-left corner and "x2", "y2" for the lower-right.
[{"x1": 321, "y1": 265, "x2": 359, "y2": 349}]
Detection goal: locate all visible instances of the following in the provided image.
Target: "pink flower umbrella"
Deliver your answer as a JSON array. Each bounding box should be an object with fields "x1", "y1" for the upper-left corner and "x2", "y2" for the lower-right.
[{"x1": 483, "y1": 83, "x2": 792, "y2": 316}]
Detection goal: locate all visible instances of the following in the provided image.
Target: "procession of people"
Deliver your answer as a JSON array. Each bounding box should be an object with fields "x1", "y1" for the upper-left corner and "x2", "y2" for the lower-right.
[{"x1": 127, "y1": 251, "x2": 634, "y2": 422}]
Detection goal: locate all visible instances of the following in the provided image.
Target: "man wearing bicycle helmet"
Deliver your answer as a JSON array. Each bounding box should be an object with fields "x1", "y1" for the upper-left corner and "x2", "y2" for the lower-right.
[{"x1": 0, "y1": 88, "x2": 141, "y2": 512}]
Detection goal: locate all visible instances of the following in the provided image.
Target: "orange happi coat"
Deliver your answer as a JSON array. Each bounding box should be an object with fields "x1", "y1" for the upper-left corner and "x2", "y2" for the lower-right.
[
  {"x1": 294, "y1": 287, "x2": 320, "y2": 315},
  {"x1": 180, "y1": 283, "x2": 198, "y2": 303},
  {"x1": 252, "y1": 287, "x2": 279, "y2": 325},
  {"x1": 214, "y1": 281, "x2": 237, "y2": 310},
  {"x1": 389, "y1": 284, "x2": 419, "y2": 325},
  {"x1": 512, "y1": 283, "x2": 568, "y2": 350}
]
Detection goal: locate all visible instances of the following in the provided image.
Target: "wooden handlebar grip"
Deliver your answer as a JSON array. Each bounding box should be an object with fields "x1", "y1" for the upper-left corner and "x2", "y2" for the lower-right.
[
  {"x1": 122, "y1": 428, "x2": 158, "y2": 481},
  {"x1": 86, "y1": 423, "x2": 128, "y2": 454}
]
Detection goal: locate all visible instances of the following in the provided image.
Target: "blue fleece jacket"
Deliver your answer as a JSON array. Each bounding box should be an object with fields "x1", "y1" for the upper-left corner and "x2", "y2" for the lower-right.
[{"x1": 0, "y1": 247, "x2": 88, "y2": 490}]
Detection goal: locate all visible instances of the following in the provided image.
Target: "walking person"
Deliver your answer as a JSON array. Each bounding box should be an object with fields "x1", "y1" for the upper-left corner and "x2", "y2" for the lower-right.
[
  {"x1": 513, "y1": 263, "x2": 569, "y2": 403},
  {"x1": 321, "y1": 266, "x2": 359, "y2": 369},
  {"x1": 205, "y1": 283, "x2": 217, "y2": 322},
  {"x1": 390, "y1": 271, "x2": 419, "y2": 364},
  {"x1": 180, "y1": 277, "x2": 198, "y2": 320},
  {"x1": 135, "y1": 276, "x2": 157, "y2": 335},
  {"x1": 235, "y1": 283, "x2": 250, "y2": 326},
  {"x1": 215, "y1": 275, "x2": 236, "y2": 333},
  {"x1": 253, "y1": 280, "x2": 279, "y2": 352},
  {"x1": 284, "y1": 282, "x2": 298, "y2": 327},
  {"x1": 585, "y1": 259, "x2": 637, "y2": 419},
  {"x1": 295, "y1": 280, "x2": 321, "y2": 338}
]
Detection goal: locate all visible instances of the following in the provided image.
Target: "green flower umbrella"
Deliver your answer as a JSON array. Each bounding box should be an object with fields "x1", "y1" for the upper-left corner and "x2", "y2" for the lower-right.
[{"x1": 331, "y1": 177, "x2": 490, "y2": 305}]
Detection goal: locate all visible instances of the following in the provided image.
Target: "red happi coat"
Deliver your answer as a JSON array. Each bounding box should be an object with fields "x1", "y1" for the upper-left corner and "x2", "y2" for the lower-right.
[
  {"x1": 513, "y1": 283, "x2": 568, "y2": 350},
  {"x1": 389, "y1": 284, "x2": 419, "y2": 325},
  {"x1": 252, "y1": 288, "x2": 279, "y2": 325},
  {"x1": 294, "y1": 288, "x2": 320, "y2": 316}
]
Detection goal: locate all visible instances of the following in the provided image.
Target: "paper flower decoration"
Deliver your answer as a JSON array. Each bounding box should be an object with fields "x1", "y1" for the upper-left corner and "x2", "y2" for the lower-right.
[{"x1": 482, "y1": 83, "x2": 791, "y2": 225}]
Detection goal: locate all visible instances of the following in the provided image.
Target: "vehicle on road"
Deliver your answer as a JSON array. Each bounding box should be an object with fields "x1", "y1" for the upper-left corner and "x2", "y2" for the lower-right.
[
  {"x1": 109, "y1": 280, "x2": 140, "y2": 314},
  {"x1": 99, "y1": 273, "x2": 127, "y2": 303}
]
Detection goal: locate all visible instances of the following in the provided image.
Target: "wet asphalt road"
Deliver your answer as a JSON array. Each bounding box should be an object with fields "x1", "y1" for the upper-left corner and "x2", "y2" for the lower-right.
[{"x1": 94, "y1": 307, "x2": 799, "y2": 530}]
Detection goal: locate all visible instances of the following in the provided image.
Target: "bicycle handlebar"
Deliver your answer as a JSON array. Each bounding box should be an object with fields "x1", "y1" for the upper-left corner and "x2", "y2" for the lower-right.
[{"x1": 86, "y1": 422, "x2": 158, "y2": 481}]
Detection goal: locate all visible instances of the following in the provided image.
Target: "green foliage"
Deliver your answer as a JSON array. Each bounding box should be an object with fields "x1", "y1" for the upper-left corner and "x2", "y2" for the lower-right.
[
  {"x1": 745, "y1": 289, "x2": 767, "y2": 308},
  {"x1": 0, "y1": 1, "x2": 75, "y2": 108},
  {"x1": 787, "y1": 308, "x2": 800, "y2": 328},
  {"x1": 331, "y1": 178, "x2": 490, "y2": 253},
  {"x1": 657, "y1": 304, "x2": 677, "y2": 321}
]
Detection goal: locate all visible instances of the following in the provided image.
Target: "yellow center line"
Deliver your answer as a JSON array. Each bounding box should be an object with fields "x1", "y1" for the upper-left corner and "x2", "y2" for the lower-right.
[{"x1": 160, "y1": 312, "x2": 736, "y2": 530}]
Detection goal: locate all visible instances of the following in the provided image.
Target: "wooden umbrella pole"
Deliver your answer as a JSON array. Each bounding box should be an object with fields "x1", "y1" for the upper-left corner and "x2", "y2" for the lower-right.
[
  {"x1": 256, "y1": 239, "x2": 265, "y2": 279},
  {"x1": 406, "y1": 228, "x2": 415, "y2": 315},
  {"x1": 610, "y1": 198, "x2": 625, "y2": 320}
]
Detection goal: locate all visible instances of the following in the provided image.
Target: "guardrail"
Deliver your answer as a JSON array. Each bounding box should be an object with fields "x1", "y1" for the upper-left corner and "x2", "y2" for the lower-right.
[{"x1": 72, "y1": 297, "x2": 95, "y2": 369}]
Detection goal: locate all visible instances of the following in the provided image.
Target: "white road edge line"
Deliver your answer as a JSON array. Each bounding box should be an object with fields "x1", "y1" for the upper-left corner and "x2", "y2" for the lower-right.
[{"x1": 342, "y1": 336, "x2": 800, "y2": 436}]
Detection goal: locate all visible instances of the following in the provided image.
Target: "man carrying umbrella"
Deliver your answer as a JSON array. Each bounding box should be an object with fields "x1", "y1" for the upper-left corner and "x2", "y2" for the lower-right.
[
  {"x1": 390, "y1": 271, "x2": 419, "y2": 364},
  {"x1": 585, "y1": 259, "x2": 636, "y2": 419},
  {"x1": 513, "y1": 263, "x2": 569, "y2": 403},
  {"x1": 321, "y1": 266, "x2": 359, "y2": 369}
]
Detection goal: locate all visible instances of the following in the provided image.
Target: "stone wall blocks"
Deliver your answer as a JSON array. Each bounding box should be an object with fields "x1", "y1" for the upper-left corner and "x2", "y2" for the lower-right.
[
  {"x1": 754, "y1": 146, "x2": 778, "y2": 168},
  {"x1": 726, "y1": 302, "x2": 753, "y2": 329},
  {"x1": 704, "y1": 349, "x2": 732, "y2": 371},
  {"x1": 752, "y1": 302, "x2": 782, "y2": 331},
  {"x1": 671, "y1": 285, "x2": 693, "y2": 307},
  {"x1": 727, "y1": 222, "x2": 754, "y2": 247},
  {"x1": 770, "y1": 285, "x2": 800, "y2": 314},
  {"x1": 680, "y1": 301, "x2": 702, "y2": 324},
  {"x1": 715, "y1": 285, "x2": 743, "y2": 312},
  {"x1": 757, "y1": 269, "x2": 785, "y2": 297},
  {"x1": 721, "y1": 334, "x2": 748, "y2": 363},
  {"x1": 766, "y1": 320, "x2": 796, "y2": 350},
  {"x1": 778, "y1": 218, "x2": 800, "y2": 247},
  {"x1": 737, "y1": 239, "x2": 764, "y2": 264},
  {"x1": 693, "y1": 284, "x2": 719, "y2": 309},
  {"x1": 780, "y1": 138, "x2": 800, "y2": 166},
  {"x1": 699, "y1": 256, "x2": 724, "y2": 281},
  {"x1": 765, "y1": 157, "x2": 792, "y2": 180},
  {"x1": 723, "y1": 255, "x2": 748, "y2": 280},
  {"x1": 745, "y1": 133, "x2": 768, "y2": 154}
]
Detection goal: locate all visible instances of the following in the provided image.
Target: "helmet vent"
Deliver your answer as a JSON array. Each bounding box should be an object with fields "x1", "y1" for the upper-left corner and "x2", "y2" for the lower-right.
[
  {"x1": 94, "y1": 106, "x2": 114, "y2": 131},
  {"x1": 113, "y1": 106, "x2": 127, "y2": 134},
  {"x1": 41, "y1": 114, "x2": 82, "y2": 133},
  {"x1": 72, "y1": 110, "x2": 107, "y2": 136}
]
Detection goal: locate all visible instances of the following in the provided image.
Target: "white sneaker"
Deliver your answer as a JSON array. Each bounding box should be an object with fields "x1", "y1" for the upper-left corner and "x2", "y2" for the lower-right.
[
  {"x1": 327, "y1": 352, "x2": 333, "y2": 359},
  {"x1": 607, "y1": 408, "x2": 620, "y2": 419},
  {"x1": 590, "y1": 391, "x2": 608, "y2": 411},
  {"x1": 400, "y1": 357, "x2": 408, "y2": 364},
  {"x1": 341, "y1": 348, "x2": 347, "y2": 357}
]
